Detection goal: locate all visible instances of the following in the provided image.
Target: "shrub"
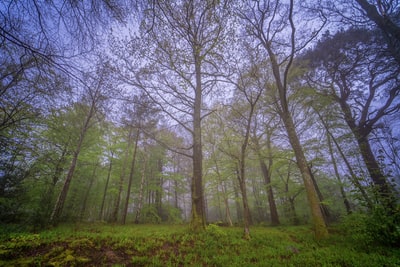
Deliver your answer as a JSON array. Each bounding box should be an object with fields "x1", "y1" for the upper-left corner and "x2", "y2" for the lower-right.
[
  {"x1": 365, "y1": 205, "x2": 400, "y2": 247},
  {"x1": 340, "y1": 204, "x2": 400, "y2": 247}
]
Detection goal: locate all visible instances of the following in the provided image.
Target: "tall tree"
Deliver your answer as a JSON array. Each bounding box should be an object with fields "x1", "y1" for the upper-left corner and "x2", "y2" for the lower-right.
[
  {"x1": 355, "y1": 0, "x2": 400, "y2": 62},
  {"x1": 119, "y1": 0, "x2": 232, "y2": 231},
  {"x1": 99, "y1": 141, "x2": 115, "y2": 221},
  {"x1": 318, "y1": 0, "x2": 400, "y2": 64},
  {"x1": 252, "y1": 124, "x2": 280, "y2": 226},
  {"x1": 304, "y1": 28, "x2": 399, "y2": 210},
  {"x1": 50, "y1": 63, "x2": 111, "y2": 224},
  {"x1": 240, "y1": 0, "x2": 329, "y2": 238},
  {"x1": 228, "y1": 61, "x2": 263, "y2": 238},
  {"x1": 119, "y1": 93, "x2": 160, "y2": 224}
]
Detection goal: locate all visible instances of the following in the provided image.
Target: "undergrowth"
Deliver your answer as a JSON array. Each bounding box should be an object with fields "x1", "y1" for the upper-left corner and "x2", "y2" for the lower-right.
[{"x1": 0, "y1": 223, "x2": 399, "y2": 266}]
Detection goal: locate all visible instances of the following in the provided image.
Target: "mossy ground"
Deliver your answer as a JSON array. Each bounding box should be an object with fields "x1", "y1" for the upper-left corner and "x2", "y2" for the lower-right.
[{"x1": 0, "y1": 223, "x2": 399, "y2": 266}]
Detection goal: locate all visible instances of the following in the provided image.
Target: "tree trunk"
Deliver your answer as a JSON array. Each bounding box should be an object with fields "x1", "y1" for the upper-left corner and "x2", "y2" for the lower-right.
[
  {"x1": 215, "y1": 182, "x2": 223, "y2": 222},
  {"x1": 288, "y1": 197, "x2": 299, "y2": 225},
  {"x1": 134, "y1": 154, "x2": 147, "y2": 224},
  {"x1": 99, "y1": 151, "x2": 113, "y2": 221},
  {"x1": 174, "y1": 179, "x2": 179, "y2": 209},
  {"x1": 238, "y1": 169, "x2": 252, "y2": 239},
  {"x1": 278, "y1": 164, "x2": 301, "y2": 225},
  {"x1": 50, "y1": 102, "x2": 95, "y2": 225},
  {"x1": 315, "y1": 109, "x2": 372, "y2": 209},
  {"x1": 356, "y1": 134, "x2": 395, "y2": 209},
  {"x1": 155, "y1": 159, "x2": 163, "y2": 217},
  {"x1": 190, "y1": 57, "x2": 206, "y2": 232},
  {"x1": 252, "y1": 127, "x2": 280, "y2": 226},
  {"x1": 122, "y1": 128, "x2": 140, "y2": 224},
  {"x1": 355, "y1": 0, "x2": 400, "y2": 65},
  {"x1": 308, "y1": 166, "x2": 331, "y2": 224},
  {"x1": 282, "y1": 112, "x2": 328, "y2": 239},
  {"x1": 37, "y1": 143, "x2": 69, "y2": 227},
  {"x1": 233, "y1": 177, "x2": 243, "y2": 223},
  {"x1": 80, "y1": 164, "x2": 97, "y2": 220},
  {"x1": 173, "y1": 158, "x2": 179, "y2": 209},
  {"x1": 338, "y1": 97, "x2": 395, "y2": 210},
  {"x1": 237, "y1": 94, "x2": 261, "y2": 239},
  {"x1": 222, "y1": 181, "x2": 233, "y2": 226},
  {"x1": 238, "y1": 160, "x2": 252, "y2": 239},
  {"x1": 212, "y1": 146, "x2": 233, "y2": 226},
  {"x1": 111, "y1": 128, "x2": 134, "y2": 223},
  {"x1": 251, "y1": 178, "x2": 265, "y2": 223},
  {"x1": 258, "y1": 0, "x2": 328, "y2": 238},
  {"x1": 259, "y1": 160, "x2": 280, "y2": 226},
  {"x1": 327, "y1": 133, "x2": 352, "y2": 214}
]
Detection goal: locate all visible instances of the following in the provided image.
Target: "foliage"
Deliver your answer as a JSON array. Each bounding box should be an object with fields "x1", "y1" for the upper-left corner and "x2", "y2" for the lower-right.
[
  {"x1": 1, "y1": 224, "x2": 399, "y2": 266},
  {"x1": 140, "y1": 205, "x2": 161, "y2": 224},
  {"x1": 340, "y1": 205, "x2": 400, "y2": 247},
  {"x1": 160, "y1": 204, "x2": 183, "y2": 224}
]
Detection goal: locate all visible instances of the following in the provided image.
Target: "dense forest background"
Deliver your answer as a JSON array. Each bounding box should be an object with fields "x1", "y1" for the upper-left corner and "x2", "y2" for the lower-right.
[{"x1": 1, "y1": 0, "x2": 399, "y2": 243}]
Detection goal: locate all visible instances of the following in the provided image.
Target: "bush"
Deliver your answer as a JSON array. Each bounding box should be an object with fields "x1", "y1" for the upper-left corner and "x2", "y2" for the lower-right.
[
  {"x1": 340, "y1": 204, "x2": 400, "y2": 247},
  {"x1": 365, "y1": 205, "x2": 400, "y2": 247}
]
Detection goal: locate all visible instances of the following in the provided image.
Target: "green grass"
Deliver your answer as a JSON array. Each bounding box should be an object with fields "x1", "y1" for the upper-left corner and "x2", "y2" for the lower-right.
[{"x1": 0, "y1": 223, "x2": 399, "y2": 266}]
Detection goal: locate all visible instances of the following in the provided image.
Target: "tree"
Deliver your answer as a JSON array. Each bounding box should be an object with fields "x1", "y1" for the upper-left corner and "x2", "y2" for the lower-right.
[
  {"x1": 226, "y1": 60, "x2": 263, "y2": 238},
  {"x1": 0, "y1": 0, "x2": 128, "y2": 76},
  {"x1": 203, "y1": 113, "x2": 234, "y2": 226},
  {"x1": 304, "y1": 28, "x2": 399, "y2": 210},
  {"x1": 251, "y1": 119, "x2": 281, "y2": 226},
  {"x1": 355, "y1": 0, "x2": 400, "y2": 62},
  {"x1": 50, "y1": 63, "x2": 111, "y2": 225},
  {"x1": 240, "y1": 0, "x2": 329, "y2": 238},
  {"x1": 326, "y1": 132, "x2": 352, "y2": 214},
  {"x1": 119, "y1": 93, "x2": 160, "y2": 224},
  {"x1": 99, "y1": 127, "x2": 116, "y2": 221},
  {"x1": 119, "y1": 0, "x2": 232, "y2": 231},
  {"x1": 318, "y1": 0, "x2": 400, "y2": 64}
]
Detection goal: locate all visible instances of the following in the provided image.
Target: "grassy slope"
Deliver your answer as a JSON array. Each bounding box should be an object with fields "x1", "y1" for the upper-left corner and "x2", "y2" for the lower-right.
[{"x1": 0, "y1": 223, "x2": 399, "y2": 266}]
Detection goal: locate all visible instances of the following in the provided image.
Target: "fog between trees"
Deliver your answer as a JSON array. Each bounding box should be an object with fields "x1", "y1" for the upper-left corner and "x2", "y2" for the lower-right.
[{"x1": 1, "y1": 0, "x2": 399, "y2": 240}]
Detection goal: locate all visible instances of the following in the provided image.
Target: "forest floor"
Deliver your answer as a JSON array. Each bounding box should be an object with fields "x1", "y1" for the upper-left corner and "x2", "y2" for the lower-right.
[{"x1": 0, "y1": 223, "x2": 399, "y2": 266}]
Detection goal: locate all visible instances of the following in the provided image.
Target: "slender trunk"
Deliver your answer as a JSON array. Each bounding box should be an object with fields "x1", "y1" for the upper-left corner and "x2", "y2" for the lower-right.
[
  {"x1": 213, "y1": 147, "x2": 233, "y2": 226},
  {"x1": 259, "y1": 160, "x2": 280, "y2": 226},
  {"x1": 233, "y1": 176, "x2": 243, "y2": 223},
  {"x1": 327, "y1": 133, "x2": 352, "y2": 214},
  {"x1": 216, "y1": 183, "x2": 223, "y2": 222},
  {"x1": 80, "y1": 164, "x2": 97, "y2": 220},
  {"x1": 238, "y1": 169, "x2": 252, "y2": 239},
  {"x1": 122, "y1": 128, "x2": 140, "y2": 224},
  {"x1": 222, "y1": 181, "x2": 233, "y2": 226},
  {"x1": 111, "y1": 128, "x2": 134, "y2": 222},
  {"x1": 155, "y1": 159, "x2": 163, "y2": 217},
  {"x1": 288, "y1": 197, "x2": 299, "y2": 225},
  {"x1": 174, "y1": 179, "x2": 179, "y2": 209},
  {"x1": 36, "y1": 145, "x2": 69, "y2": 228},
  {"x1": 355, "y1": 0, "x2": 400, "y2": 65},
  {"x1": 134, "y1": 154, "x2": 147, "y2": 224},
  {"x1": 252, "y1": 131, "x2": 280, "y2": 226},
  {"x1": 282, "y1": 112, "x2": 328, "y2": 238},
  {"x1": 357, "y1": 134, "x2": 395, "y2": 209},
  {"x1": 238, "y1": 161, "x2": 252, "y2": 239},
  {"x1": 251, "y1": 178, "x2": 264, "y2": 223},
  {"x1": 50, "y1": 103, "x2": 95, "y2": 225},
  {"x1": 308, "y1": 166, "x2": 331, "y2": 224},
  {"x1": 315, "y1": 109, "x2": 372, "y2": 208},
  {"x1": 190, "y1": 56, "x2": 206, "y2": 232},
  {"x1": 279, "y1": 163, "x2": 301, "y2": 225},
  {"x1": 173, "y1": 157, "x2": 179, "y2": 209},
  {"x1": 99, "y1": 151, "x2": 113, "y2": 221},
  {"x1": 260, "y1": 0, "x2": 327, "y2": 238},
  {"x1": 338, "y1": 97, "x2": 395, "y2": 209},
  {"x1": 238, "y1": 96, "x2": 260, "y2": 239}
]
